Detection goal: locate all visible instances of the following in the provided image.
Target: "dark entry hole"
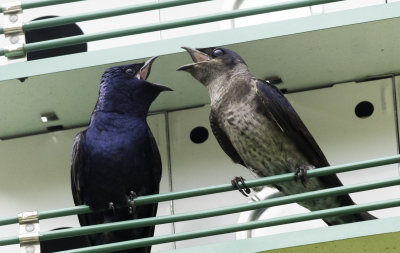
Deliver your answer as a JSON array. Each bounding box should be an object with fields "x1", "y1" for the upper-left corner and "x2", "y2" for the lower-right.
[
  {"x1": 190, "y1": 126, "x2": 209, "y2": 144},
  {"x1": 25, "y1": 16, "x2": 87, "y2": 61},
  {"x1": 355, "y1": 101, "x2": 374, "y2": 118},
  {"x1": 47, "y1": 125, "x2": 64, "y2": 132}
]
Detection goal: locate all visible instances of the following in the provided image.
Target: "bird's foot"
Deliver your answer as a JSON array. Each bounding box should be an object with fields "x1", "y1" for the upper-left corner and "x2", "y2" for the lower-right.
[
  {"x1": 108, "y1": 202, "x2": 116, "y2": 216},
  {"x1": 294, "y1": 165, "x2": 314, "y2": 187},
  {"x1": 231, "y1": 176, "x2": 251, "y2": 197},
  {"x1": 127, "y1": 191, "x2": 137, "y2": 214}
]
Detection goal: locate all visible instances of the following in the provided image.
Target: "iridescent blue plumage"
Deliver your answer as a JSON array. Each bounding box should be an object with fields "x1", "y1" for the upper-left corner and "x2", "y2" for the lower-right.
[{"x1": 71, "y1": 57, "x2": 171, "y2": 253}]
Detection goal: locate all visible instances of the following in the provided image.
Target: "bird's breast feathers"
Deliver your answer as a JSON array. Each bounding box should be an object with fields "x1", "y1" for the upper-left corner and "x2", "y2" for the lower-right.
[{"x1": 217, "y1": 98, "x2": 308, "y2": 177}]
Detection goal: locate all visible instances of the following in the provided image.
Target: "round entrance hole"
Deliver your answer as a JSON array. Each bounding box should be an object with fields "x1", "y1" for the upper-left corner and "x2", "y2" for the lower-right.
[
  {"x1": 355, "y1": 101, "x2": 374, "y2": 118},
  {"x1": 190, "y1": 126, "x2": 209, "y2": 144}
]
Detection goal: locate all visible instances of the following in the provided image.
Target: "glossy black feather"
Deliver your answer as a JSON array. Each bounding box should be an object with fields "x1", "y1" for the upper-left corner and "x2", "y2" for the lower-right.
[
  {"x1": 255, "y1": 79, "x2": 329, "y2": 168},
  {"x1": 71, "y1": 61, "x2": 169, "y2": 253},
  {"x1": 70, "y1": 131, "x2": 89, "y2": 227}
]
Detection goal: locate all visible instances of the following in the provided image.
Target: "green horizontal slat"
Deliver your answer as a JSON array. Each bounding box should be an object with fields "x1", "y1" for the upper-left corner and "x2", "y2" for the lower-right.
[
  {"x1": 1, "y1": 175, "x2": 399, "y2": 247},
  {"x1": 0, "y1": 0, "x2": 212, "y2": 34},
  {"x1": 58, "y1": 198, "x2": 400, "y2": 253},
  {"x1": 0, "y1": 236, "x2": 19, "y2": 247},
  {"x1": 0, "y1": 216, "x2": 18, "y2": 227},
  {"x1": 38, "y1": 177, "x2": 400, "y2": 242},
  {"x1": 134, "y1": 154, "x2": 400, "y2": 205},
  {"x1": 0, "y1": 0, "x2": 345, "y2": 57},
  {"x1": 39, "y1": 205, "x2": 91, "y2": 220},
  {"x1": 0, "y1": 154, "x2": 398, "y2": 227},
  {"x1": 19, "y1": 0, "x2": 84, "y2": 13}
]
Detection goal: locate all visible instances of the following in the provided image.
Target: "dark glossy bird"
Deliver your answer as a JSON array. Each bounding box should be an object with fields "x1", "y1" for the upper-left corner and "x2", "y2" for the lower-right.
[
  {"x1": 178, "y1": 46, "x2": 376, "y2": 225},
  {"x1": 71, "y1": 56, "x2": 172, "y2": 253}
]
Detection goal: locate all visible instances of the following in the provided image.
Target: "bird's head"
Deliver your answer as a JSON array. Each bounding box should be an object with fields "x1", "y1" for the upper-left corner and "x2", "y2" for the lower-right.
[
  {"x1": 177, "y1": 47, "x2": 248, "y2": 87},
  {"x1": 96, "y1": 56, "x2": 172, "y2": 115}
]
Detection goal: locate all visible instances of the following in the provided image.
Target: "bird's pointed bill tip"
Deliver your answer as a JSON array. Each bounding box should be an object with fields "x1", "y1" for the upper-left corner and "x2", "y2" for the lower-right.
[
  {"x1": 136, "y1": 56, "x2": 159, "y2": 80},
  {"x1": 153, "y1": 83, "x2": 173, "y2": 92},
  {"x1": 181, "y1": 46, "x2": 210, "y2": 63},
  {"x1": 176, "y1": 63, "x2": 195, "y2": 72},
  {"x1": 146, "y1": 55, "x2": 159, "y2": 63}
]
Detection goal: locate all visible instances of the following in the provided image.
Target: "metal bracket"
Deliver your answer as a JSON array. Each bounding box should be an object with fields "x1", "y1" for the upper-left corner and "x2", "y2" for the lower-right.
[
  {"x1": 18, "y1": 211, "x2": 40, "y2": 253},
  {"x1": 2, "y1": 1, "x2": 26, "y2": 62}
]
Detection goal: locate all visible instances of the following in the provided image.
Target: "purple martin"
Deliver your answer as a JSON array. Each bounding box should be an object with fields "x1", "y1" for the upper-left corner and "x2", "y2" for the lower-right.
[
  {"x1": 71, "y1": 57, "x2": 172, "y2": 253},
  {"x1": 178, "y1": 46, "x2": 376, "y2": 225}
]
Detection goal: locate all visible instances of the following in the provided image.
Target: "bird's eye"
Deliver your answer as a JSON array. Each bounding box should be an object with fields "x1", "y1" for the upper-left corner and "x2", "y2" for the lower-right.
[
  {"x1": 212, "y1": 49, "x2": 224, "y2": 58},
  {"x1": 125, "y1": 68, "x2": 134, "y2": 75}
]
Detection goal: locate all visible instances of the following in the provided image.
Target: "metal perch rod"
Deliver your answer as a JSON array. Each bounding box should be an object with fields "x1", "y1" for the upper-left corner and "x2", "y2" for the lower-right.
[
  {"x1": 0, "y1": 0, "x2": 85, "y2": 13},
  {"x1": 0, "y1": 0, "x2": 212, "y2": 34},
  {"x1": 0, "y1": 157, "x2": 399, "y2": 246},
  {"x1": 0, "y1": 154, "x2": 398, "y2": 228},
  {"x1": 0, "y1": 0, "x2": 345, "y2": 56},
  {"x1": 59, "y1": 198, "x2": 400, "y2": 253}
]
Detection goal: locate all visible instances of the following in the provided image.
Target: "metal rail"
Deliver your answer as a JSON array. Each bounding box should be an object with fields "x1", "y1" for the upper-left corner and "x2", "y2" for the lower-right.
[
  {"x1": 0, "y1": 0, "x2": 345, "y2": 56},
  {"x1": 0, "y1": 0, "x2": 213, "y2": 34},
  {"x1": 0, "y1": 0, "x2": 85, "y2": 13},
  {"x1": 0, "y1": 155, "x2": 400, "y2": 247},
  {"x1": 1, "y1": 176, "x2": 399, "y2": 247},
  {"x1": 59, "y1": 198, "x2": 400, "y2": 253},
  {"x1": 0, "y1": 154, "x2": 399, "y2": 228}
]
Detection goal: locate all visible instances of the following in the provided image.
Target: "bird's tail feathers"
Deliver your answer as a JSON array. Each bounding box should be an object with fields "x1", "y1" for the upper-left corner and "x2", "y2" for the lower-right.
[{"x1": 355, "y1": 211, "x2": 377, "y2": 221}]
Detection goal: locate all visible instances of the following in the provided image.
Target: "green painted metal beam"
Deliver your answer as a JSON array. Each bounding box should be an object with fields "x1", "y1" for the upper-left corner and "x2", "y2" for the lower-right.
[
  {"x1": 1, "y1": 175, "x2": 400, "y2": 247},
  {"x1": 0, "y1": 236, "x2": 18, "y2": 247},
  {"x1": 33, "y1": 177, "x2": 400, "y2": 242},
  {"x1": 0, "y1": 0, "x2": 85, "y2": 13},
  {"x1": 0, "y1": 0, "x2": 345, "y2": 57},
  {"x1": 57, "y1": 198, "x2": 400, "y2": 253},
  {"x1": 0, "y1": 0, "x2": 213, "y2": 34},
  {"x1": 132, "y1": 154, "x2": 400, "y2": 206},
  {"x1": 0, "y1": 2, "x2": 397, "y2": 83},
  {"x1": 0, "y1": 154, "x2": 399, "y2": 228}
]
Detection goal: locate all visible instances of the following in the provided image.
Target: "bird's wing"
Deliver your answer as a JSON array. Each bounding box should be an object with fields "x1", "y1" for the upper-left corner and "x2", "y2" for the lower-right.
[
  {"x1": 210, "y1": 109, "x2": 246, "y2": 167},
  {"x1": 70, "y1": 131, "x2": 89, "y2": 226},
  {"x1": 255, "y1": 79, "x2": 329, "y2": 168},
  {"x1": 128, "y1": 129, "x2": 161, "y2": 252},
  {"x1": 255, "y1": 79, "x2": 351, "y2": 189},
  {"x1": 148, "y1": 129, "x2": 162, "y2": 187}
]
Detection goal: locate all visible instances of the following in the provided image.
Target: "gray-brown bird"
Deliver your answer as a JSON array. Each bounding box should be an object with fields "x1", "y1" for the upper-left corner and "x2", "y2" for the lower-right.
[{"x1": 178, "y1": 46, "x2": 376, "y2": 225}]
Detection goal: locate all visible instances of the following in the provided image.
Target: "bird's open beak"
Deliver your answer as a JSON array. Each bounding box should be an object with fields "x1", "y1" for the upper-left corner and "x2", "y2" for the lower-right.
[
  {"x1": 151, "y1": 83, "x2": 173, "y2": 92},
  {"x1": 177, "y1": 47, "x2": 211, "y2": 71},
  {"x1": 136, "y1": 56, "x2": 159, "y2": 80}
]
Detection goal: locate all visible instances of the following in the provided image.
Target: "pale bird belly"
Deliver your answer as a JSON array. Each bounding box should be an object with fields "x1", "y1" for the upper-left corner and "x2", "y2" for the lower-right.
[
  {"x1": 223, "y1": 108, "x2": 306, "y2": 176},
  {"x1": 223, "y1": 110, "x2": 346, "y2": 215},
  {"x1": 223, "y1": 108, "x2": 326, "y2": 191}
]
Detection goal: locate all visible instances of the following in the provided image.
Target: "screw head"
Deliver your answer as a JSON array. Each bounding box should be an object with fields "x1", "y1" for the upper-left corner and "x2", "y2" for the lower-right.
[
  {"x1": 9, "y1": 14, "x2": 18, "y2": 22},
  {"x1": 26, "y1": 245, "x2": 35, "y2": 253},
  {"x1": 10, "y1": 35, "x2": 19, "y2": 44},
  {"x1": 25, "y1": 224, "x2": 34, "y2": 232}
]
